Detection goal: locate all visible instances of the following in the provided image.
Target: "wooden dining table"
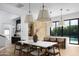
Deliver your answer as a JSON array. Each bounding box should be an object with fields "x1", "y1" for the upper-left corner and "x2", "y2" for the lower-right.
[{"x1": 18, "y1": 40, "x2": 57, "y2": 56}]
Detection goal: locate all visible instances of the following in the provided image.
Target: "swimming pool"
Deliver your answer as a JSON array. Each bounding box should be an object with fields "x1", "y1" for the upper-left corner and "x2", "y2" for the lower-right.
[{"x1": 70, "y1": 36, "x2": 78, "y2": 44}]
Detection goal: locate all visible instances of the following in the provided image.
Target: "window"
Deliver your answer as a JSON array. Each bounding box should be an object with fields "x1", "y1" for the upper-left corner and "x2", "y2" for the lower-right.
[
  {"x1": 51, "y1": 22, "x2": 55, "y2": 31},
  {"x1": 64, "y1": 21, "x2": 69, "y2": 27},
  {"x1": 69, "y1": 19, "x2": 78, "y2": 44},
  {"x1": 50, "y1": 19, "x2": 79, "y2": 44}
]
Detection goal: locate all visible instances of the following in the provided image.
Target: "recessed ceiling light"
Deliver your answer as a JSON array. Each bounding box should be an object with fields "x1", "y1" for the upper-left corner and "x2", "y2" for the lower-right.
[
  {"x1": 50, "y1": 11, "x2": 52, "y2": 14},
  {"x1": 66, "y1": 9, "x2": 70, "y2": 11},
  {"x1": 16, "y1": 3, "x2": 24, "y2": 8}
]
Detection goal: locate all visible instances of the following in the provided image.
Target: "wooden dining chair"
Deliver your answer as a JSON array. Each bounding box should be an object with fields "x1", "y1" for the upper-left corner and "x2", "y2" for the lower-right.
[
  {"x1": 30, "y1": 46, "x2": 45, "y2": 56},
  {"x1": 47, "y1": 44, "x2": 61, "y2": 56},
  {"x1": 14, "y1": 42, "x2": 32, "y2": 56},
  {"x1": 49, "y1": 38, "x2": 57, "y2": 42},
  {"x1": 44, "y1": 37, "x2": 50, "y2": 42},
  {"x1": 44, "y1": 37, "x2": 61, "y2": 56},
  {"x1": 14, "y1": 42, "x2": 22, "y2": 55},
  {"x1": 21, "y1": 44, "x2": 31, "y2": 56},
  {"x1": 57, "y1": 38, "x2": 65, "y2": 49}
]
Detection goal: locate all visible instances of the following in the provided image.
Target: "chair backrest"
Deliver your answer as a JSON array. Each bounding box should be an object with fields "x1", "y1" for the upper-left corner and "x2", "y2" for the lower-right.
[
  {"x1": 15, "y1": 42, "x2": 21, "y2": 47},
  {"x1": 57, "y1": 38, "x2": 64, "y2": 43},
  {"x1": 49, "y1": 38, "x2": 57, "y2": 42},
  {"x1": 44, "y1": 37, "x2": 50, "y2": 41}
]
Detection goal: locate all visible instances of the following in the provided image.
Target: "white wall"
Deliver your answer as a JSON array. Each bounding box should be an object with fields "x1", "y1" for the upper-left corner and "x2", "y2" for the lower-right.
[
  {"x1": 53, "y1": 12, "x2": 79, "y2": 21},
  {"x1": 0, "y1": 36, "x2": 7, "y2": 49},
  {"x1": 0, "y1": 10, "x2": 17, "y2": 49},
  {"x1": 0, "y1": 10, "x2": 16, "y2": 35},
  {"x1": 21, "y1": 15, "x2": 28, "y2": 41}
]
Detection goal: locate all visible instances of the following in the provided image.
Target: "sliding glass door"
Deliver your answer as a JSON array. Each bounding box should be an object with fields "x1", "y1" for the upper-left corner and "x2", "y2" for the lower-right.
[{"x1": 69, "y1": 19, "x2": 78, "y2": 44}]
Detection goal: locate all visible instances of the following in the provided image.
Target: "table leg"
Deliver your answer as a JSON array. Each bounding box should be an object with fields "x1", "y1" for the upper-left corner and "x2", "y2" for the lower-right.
[{"x1": 37, "y1": 47, "x2": 40, "y2": 56}]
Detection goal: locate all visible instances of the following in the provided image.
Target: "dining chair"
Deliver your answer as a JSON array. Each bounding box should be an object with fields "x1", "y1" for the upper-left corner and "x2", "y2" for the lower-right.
[
  {"x1": 45, "y1": 37, "x2": 61, "y2": 56},
  {"x1": 49, "y1": 37, "x2": 57, "y2": 42},
  {"x1": 14, "y1": 42, "x2": 32, "y2": 56},
  {"x1": 44, "y1": 37, "x2": 50, "y2": 41},
  {"x1": 47, "y1": 44, "x2": 61, "y2": 56},
  {"x1": 30, "y1": 46, "x2": 45, "y2": 56},
  {"x1": 57, "y1": 38, "x2": 65, "y2": 49},
  {"x1": 21, "y1": 44, "x2": 31, "y2": 56},
  {"x1": 14, "y1": 42, "x2": 22, "y2": 55}
]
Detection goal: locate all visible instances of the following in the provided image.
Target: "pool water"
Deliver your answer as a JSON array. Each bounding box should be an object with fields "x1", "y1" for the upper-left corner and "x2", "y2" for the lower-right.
[{"x1": 70, "y1": 37, "x2": 78, "y2": 44}]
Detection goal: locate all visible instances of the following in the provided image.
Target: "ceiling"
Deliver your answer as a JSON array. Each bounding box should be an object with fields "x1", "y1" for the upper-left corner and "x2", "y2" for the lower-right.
[{"x1": 0, "y1": 3, "x2": 79, "y2": 20}]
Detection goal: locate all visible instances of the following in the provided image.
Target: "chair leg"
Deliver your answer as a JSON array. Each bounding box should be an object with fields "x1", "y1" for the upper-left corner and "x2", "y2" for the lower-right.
[
  {"x1": 58, "y1": 48, "x2": 61, "y2": 56},
  {"x1": 59, "y1": 52, "x2": 61, "y2": 56},
  {"x1": 53, "y1": 47, "x2": 55, "y2": 56},
  {"x1": 19, "y1": 45, "x2": 23, "y2": 56},
  {"x1": 36, "y1": 47, "x2": 39, "y2": 56},
  {"x1": 58, "y1": 46, "x2": 61, "y2": 56},
  {"x1": 14, "y1": 44, "x2": 16, "y2": 55}
]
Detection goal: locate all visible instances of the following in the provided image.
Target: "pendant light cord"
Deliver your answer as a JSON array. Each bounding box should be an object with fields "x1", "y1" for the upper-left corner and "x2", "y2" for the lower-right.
[
  {"x1": 41, "y1": 3, "x2": 45, "y2": 19},
  {"x1": 29, "y1": 3, "x2": 31, "y2": 14},
  {"x1": 60, "y1": 8, "x2": 62, "y2": 22},
  {"x1": 60, "y1": 8, "x2": 63, "y2": 26}
]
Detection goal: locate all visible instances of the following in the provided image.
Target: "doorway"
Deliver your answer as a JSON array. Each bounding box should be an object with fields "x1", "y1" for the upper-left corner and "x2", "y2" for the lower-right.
[{"x1": 4, "y1": 29, "x2": 10, "y2": 40}]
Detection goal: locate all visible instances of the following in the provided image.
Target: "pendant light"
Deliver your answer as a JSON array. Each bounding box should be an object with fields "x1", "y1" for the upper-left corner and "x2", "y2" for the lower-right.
[
  {"x1": 59, "y1": 9, "x2": 64, "y2": 27},
  {"x1": 59, "y1": 8, "x2": 64, "y2": 36},
  {"x1": 37, "y1": 3, "x2": 50, "y2": 21},
  {"x1": 25, "y1": 3, "x2": 33, "y2": 23}
]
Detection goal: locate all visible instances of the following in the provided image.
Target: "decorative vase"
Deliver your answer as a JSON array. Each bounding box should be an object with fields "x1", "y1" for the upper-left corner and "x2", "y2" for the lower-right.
[{"x1": 33, "y1": 34, "x2": 38, "y2": 42}]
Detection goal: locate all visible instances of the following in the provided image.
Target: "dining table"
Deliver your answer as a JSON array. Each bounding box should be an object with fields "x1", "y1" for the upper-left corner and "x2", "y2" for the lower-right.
[{"x1": 18, "y1": 40, "x2": 57, "y2": 56}]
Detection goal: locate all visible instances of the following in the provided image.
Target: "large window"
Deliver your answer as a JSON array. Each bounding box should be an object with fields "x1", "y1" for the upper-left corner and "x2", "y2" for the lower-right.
[
  {"x1": 50, "y1": 19, "x2": 79, "y2": 44},
  {"x1": 51, "y1": 21, "x2": 63, "y2": 36},
  {"x1": 64, "y1": 21, "x2": 69, "y2": 27}
]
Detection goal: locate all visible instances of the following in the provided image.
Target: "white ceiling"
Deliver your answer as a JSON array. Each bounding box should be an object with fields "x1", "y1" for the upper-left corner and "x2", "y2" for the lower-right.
[{"x1": 0, "y1": 3, "x2": 79, "y2": 20}]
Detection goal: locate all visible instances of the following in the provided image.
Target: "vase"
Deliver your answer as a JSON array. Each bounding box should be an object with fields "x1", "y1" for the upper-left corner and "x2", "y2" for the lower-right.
[{"x1": 33, "y1": 34, "x2": 38, "y2": 42}]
